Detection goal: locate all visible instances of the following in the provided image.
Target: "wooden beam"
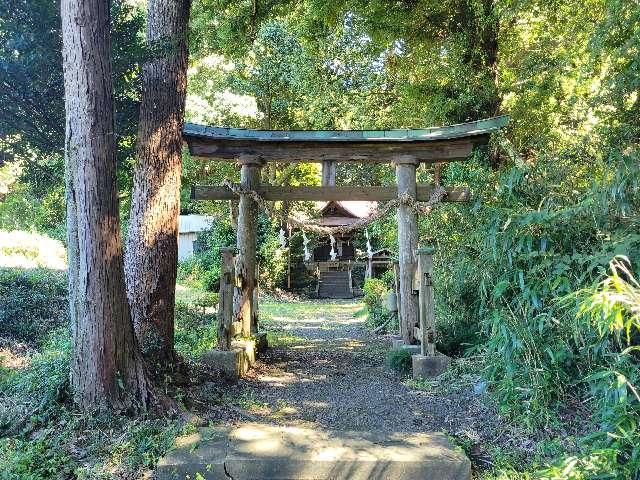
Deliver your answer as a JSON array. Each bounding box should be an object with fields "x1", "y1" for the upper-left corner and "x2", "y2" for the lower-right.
[
  {"x1": 192, "y1": 184, "x2": 470, "y2": 202},
  {"x1": 416, "y1": 247, "x2": 436, "y2": 356},
  {"x1": 217, "y1": 247, "x2": 236, "y2": 351},
  {"x1": 187, "y1": 138, "x2": 475, "y2": 163}
]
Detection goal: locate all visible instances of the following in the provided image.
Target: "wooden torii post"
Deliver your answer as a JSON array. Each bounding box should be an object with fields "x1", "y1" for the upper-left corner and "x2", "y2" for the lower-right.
[
  {"x1": 235, "y1": 155, "x2": 262, "y2": 336},
  {"x1": 183, "y1": 116, "x2": 509, "y2": 344},
  {"x1": 394, "y1": 155, "x2": 420, "y2": 344}
]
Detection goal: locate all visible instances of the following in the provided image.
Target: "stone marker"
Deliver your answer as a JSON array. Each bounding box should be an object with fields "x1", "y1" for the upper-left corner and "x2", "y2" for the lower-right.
[
  {"x1": 231, "y1": 338, "x2": 257, "y2": 367},
  {"x1": 200, "y1": 348, "x2": 248, "y2": 380},
  {"x1": 412, "y1": 353, "x2": 451, "y2": 379},
  {"x1": 156, "y1": 423, "x2": 471, "y2": 480},
  {"x1": 200, "y1": 333, "x2": 268, "y2": 380}
]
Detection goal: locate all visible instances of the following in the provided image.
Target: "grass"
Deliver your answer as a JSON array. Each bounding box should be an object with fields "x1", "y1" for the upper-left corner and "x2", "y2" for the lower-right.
[
  {"x1": 260, "y1": 297, "x2": 365, "y2": 324},
  {"x1": 0, "y1": 328, "x2": 196, "y2": 479},
  {"x1": 404, "y1": 356, "x2": 483, "y2": 394}
]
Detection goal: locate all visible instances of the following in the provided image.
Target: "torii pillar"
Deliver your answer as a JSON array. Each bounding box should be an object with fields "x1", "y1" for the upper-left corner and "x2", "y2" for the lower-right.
[
  {"x1": 394, "y1": 155, "x2": 419, "y2": 344},
  {"x1": 321, "y1": 160, "x2": 337, "y2": 187},
  {"x1": 235, "y1": 155, "x2": 262, "y2": 336}
]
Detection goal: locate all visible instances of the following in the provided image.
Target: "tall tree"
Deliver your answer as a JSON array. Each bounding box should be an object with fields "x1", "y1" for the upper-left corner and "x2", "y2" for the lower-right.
[
  {"x1": 1, "y1": 0, "x2": 144, "y2": 191},
  {"x1": 61, "y1": 0, "x2": 151, "y2": 409},
  {"x1": 125, "y1": 0, "x2": 191, "y2": 364}
]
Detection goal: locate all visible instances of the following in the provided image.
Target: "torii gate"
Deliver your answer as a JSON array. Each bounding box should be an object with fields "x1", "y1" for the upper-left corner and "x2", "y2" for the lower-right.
[{"x1": 183, "y1": 116, "x2": 508, "y2": 346}]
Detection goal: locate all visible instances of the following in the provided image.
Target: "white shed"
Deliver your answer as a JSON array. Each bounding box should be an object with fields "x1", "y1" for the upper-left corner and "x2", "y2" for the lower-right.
[{"x1": 178, "y1": 215, "x2": 214, "y2": 261}]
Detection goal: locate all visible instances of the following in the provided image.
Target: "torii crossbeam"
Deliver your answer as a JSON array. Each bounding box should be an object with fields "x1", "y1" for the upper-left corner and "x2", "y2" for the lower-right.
[{"x1": 183, "y1": 115, "x2": 508, "y2": 345}]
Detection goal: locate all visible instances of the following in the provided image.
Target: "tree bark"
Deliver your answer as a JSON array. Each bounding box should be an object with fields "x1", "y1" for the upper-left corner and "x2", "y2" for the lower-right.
[
  {"x1": 234, "y1": 159, "x2": 261, "y2": 336},
  {"x1": 125, "y1": 0, "x2": 191, "y2": 364},
  {"x1": 395, "y1": 157, "x2": 419, "y2": 345},
  {"x1": 61, "y1": 0, "x2": 151, "y2": 410}
]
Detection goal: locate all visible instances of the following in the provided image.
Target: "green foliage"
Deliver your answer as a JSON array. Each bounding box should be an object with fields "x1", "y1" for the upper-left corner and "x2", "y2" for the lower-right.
[
  {"x1": 233, "y1": 20, "x2": 310, "y2": 129},
  {"x1": 256, "y1": 214, "x2": 287, "y2": 290},
  {"x1": 0, "y1": 268, "x2": 67, "y2": 344},
  {"x1": 568, "y1": 257, "x2": 640, "y2": 478},
  {"x1": 192, "y1": 291, "x2": 220, "y2": 312},
  {"x1": 177, "y1": 220, "x2": 236, "y2": 291},
  {"x1": 0, "y1": 331, "x2": 186, "y2": 479},
  {"x1": 477, "y1": 156, "x2": 639, "y2": 423},
  {"x1": 0, "y1": 161, "x2": 65, "y2": 236},
  {"x1": 174, "y1": 301, "x2": 218, "y2": 358},
  {"x1": 0, "y1": 408, "x2": 183, "y2": 479},
  {"x1": 362, "y1": 278, "x2": 393, "y2": 331},
  {"x1": 362, "y1": 277, "x2": 387, "y2": 309},
  {"x1": 0, "y1": 183, "x2": 66, "y2": 238},
  {"x1": 177, "y1": 214, "x2": 287, "y2": 292},
  {"x1": 385, "y1": 347, "x2": 412, "y2": 375},
  {"x1": 0, "y1": 328, "x2": 70, "y2": 431},
  {"x1": 0, "y1": 0, "x2": 145, "y2": 197}
]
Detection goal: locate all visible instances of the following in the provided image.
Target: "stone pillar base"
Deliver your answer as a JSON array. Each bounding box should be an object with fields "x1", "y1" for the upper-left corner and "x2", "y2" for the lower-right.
[
  {"x1": 200, "y1": 348, "x2": 249, "y2": 380},
  {"x1": 412, "y1": 353, "x2": 451, "y2": 379},
  {"x1": 231, "y1": 339, "x2": 257, "y2": 367}
]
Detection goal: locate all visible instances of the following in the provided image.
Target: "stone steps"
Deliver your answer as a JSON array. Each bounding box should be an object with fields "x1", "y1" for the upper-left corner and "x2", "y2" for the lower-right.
[
  {"x1": 318, "y1": 271, "x2": 352, "y2": 299},
  {"x1": 156, "y1": 423, "x2": 471, "y2": 480}
]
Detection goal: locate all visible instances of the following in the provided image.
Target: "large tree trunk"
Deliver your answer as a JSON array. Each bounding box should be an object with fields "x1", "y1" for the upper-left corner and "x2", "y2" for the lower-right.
[
  {"x1": 125, "y1": 0, "x2": 191, "y2": 365},
  {"x1": 61, "y1": 0, "x2": 151, "y2": 410}
]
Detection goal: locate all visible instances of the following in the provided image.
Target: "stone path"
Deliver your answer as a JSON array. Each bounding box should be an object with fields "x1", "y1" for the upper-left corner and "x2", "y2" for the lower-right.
[
  {"x1": 165, "y1": 298, "x2": 585, "y2": 478},
  {"x1": 205, "y1": 299, "x2": 499, "y2": 436},
  {"x1": 173, "y1": 299, "x2": 543, "y2": 477}
]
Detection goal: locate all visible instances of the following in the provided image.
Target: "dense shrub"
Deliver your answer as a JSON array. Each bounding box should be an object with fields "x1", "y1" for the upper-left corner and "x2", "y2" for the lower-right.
[
  {"x1": 567, "y1": 257, "x2": 640, "y2": 478},
  {"x1": 177, "y1": 220, "x2": 236, "y2": 291},
  {"x1": 385, "y1": 347, "x2": 412, "y2": 374},
  {"x1": 174, "y1": 301, "x2": 218, "y2": 358},
  {"x1": 363, "y1": 278, "x2": 393, "y2": 331},
  {"x1": 0, "y1": 185, "x2": 67, "y2": 241},
  {"x1": 413, "y1": 150, "x2": 640, "y2": 476},
  {"x1": 0, "y1": 268, "x2": 68, "y2": 343}
]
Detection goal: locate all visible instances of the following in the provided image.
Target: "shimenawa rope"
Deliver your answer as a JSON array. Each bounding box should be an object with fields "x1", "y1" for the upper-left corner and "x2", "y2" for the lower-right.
[{"x1": 221, "y1": 179, "x2": 446, "y2": 235}]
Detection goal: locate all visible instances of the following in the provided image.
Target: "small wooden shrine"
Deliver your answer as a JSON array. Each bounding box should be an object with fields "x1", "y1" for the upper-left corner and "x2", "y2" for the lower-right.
[{"x1": 306, "y1": 200, "x2": 376, "y2": 298}]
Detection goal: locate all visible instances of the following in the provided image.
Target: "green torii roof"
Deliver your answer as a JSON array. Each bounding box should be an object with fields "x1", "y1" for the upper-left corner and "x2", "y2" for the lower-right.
[{"x1": 183, "y1": 115, "x2": 508, "y2": 143}]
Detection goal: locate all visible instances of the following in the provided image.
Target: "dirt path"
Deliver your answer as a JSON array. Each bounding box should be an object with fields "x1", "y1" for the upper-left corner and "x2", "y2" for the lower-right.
[{"x1": 188, "y1": 298, "x2": 553, "y2": 469}]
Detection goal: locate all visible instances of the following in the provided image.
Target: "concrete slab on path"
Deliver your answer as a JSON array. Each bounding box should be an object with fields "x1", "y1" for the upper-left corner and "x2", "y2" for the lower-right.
[{"x1": 156, "y1": 423, "x2": 471, "y2": 480}]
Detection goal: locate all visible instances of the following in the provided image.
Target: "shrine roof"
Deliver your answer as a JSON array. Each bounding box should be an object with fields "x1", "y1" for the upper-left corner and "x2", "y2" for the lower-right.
[{"x1": 183, "y1": 115, "x2": 508, "y2": 143}]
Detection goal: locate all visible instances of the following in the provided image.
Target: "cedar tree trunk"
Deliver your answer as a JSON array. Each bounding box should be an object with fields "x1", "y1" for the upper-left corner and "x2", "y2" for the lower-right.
[
  {"x1": 125, "y1": 0, "x2": 191, "y2": 364},
  {"x1": 61, "y1": 0, "x2": 151, "y2": 410}
]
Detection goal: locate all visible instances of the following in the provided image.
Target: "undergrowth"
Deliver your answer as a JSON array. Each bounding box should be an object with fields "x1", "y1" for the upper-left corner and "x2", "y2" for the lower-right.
[
  {"x1": 428, "y1": 151, "x2": 640, "y2": 477},
  {"x1": 0, "y1": 296, "x2": 223, "y2": 478},
  {"x1": 385, "y1": 347, "x2": 412, "y2": 374},
  {"x1": 0, "y1": 328, "x2": 191, "y2": 479}
]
